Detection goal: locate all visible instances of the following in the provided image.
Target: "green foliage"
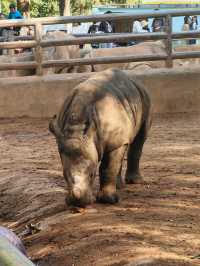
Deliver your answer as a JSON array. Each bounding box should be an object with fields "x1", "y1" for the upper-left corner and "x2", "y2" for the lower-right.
[
  {"x1": 1, "y1": 0, "x2": 12, "y2": 16},
  {"x1": 1, "y1": 0, "x2": 135, "y2": 17},
  {"x1": 1, "y1": 0, "x2": 59, "y2": 17},
  {"x1": 71, "y1": 0, "x2": 93, "y2": 15},
  {"x1": 71, "y1": 0, "x2": 128, "y2": 15},
  {"x1": 30, "y1": 0, "x2": 59, "y2": 17}
]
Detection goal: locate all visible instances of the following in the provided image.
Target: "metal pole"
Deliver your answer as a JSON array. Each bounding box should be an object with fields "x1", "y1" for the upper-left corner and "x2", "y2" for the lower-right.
[
  {"x1": 165, "y1": 14, "x2": 173, "y2": 68},
  {"x1": 35, "y1": 22, "x2": 43, "y2": 75}
]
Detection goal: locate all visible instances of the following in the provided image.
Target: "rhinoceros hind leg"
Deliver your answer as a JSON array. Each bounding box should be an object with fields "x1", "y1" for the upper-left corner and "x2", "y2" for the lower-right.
[
  {"x1": 97, "y1": 145, "x2": 127, "y2": 204},
  {"x1": 125, "y1": 122, "x2": 147, "y2": 184}
]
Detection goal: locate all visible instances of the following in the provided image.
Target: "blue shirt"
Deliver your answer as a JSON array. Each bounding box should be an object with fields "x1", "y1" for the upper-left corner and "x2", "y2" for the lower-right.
[{"x1": 8, "y1": 10, "x2": 23, "y2": 19}]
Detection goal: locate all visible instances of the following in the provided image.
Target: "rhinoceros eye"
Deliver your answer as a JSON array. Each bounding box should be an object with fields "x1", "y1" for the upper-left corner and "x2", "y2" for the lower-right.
[
  {"x1": 83, "y1": 118, "x2": 90, "y2": 135},
  {"x1": 68, "y1": 113, "x2": 78, "y2": 124}
]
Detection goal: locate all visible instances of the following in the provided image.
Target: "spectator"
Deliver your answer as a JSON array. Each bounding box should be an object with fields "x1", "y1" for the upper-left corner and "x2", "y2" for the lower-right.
[
  {"x1": 132, "y1": 19, "x2": 145, "y2": 33},
  {"x1": 182, "y1": 16, "x2": 192, "y2": 45},
  {"x1": 98, "y1": 11, "x2": 114, "y2": 48},
  {"x1": 88, "y1": 22, "x2": 99, "y2": 34},
  {"x1": 18, "y1": 0, "x2": 30, "y2": 19},
  {"x1": 99, "y1": 10, "x2": 115, "y2": 33},
  {"x1": 182, "y1": 15, "x2": 191, "y2": 32},
  {"x1": 8, "y1": 3, "x2": 23, "y2": 19},
  {"x1": 141, "y1": 19, "x2": 150, "y2": 32},
  {"x1": 8, "y1": 3, "x2": 23, "y2": 36},
  {"x1": 189, "y1": 15, "x2": 198, "y2": 45},
  {"x1": 191, "y1": 15, "x2": 198, "y2": 30},
  {"x1": 132, "y1": 19, "x2": 148, "y2": 45},
  {"x1": 152, "y1": 17, "x2": 165, "y2": 32},
  {"x1": 88, "y1": 22, "x2": 100, "y2": 49}
]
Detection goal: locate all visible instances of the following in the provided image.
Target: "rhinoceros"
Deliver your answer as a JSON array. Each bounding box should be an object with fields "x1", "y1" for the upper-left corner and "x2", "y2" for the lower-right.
[
  {"x1": 49, "y1": 69, "x2": 152, "y2": 207},
  {"x1": 80, "y1": 41, "x2": 166, "y2": 72},
  {"x1": 43, "y1": 31, "x2": 81, "y2": 74}
]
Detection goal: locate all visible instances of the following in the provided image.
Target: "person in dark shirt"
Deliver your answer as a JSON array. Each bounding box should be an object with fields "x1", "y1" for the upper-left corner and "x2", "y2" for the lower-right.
[
  {"x1": 88, "y1": 22, "x2": 100, "y2": 49},
  {"x1": 99, "y1": 11, "x2": 114, "y2": 33},
  {"x1": 88, "y1": 22, "x2": 99, "y2": 34}
]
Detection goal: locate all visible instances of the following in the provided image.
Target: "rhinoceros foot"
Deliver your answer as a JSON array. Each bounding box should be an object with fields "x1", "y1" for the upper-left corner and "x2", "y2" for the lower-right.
[
  {"x1": 96, "y1": 191, "x2": 119, "y2": 204},
  {"x1": 65, "y1": 189, "x2": 94, "y2": 207},
  {"x1": 125, "y1": 173, "x2": 144, "y2": 184}
]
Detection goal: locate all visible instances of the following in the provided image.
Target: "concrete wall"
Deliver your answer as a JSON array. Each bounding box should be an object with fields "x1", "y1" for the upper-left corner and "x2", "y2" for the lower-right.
[{"x1": 0, "y1": 67, "x2": 200, "y2": 118}]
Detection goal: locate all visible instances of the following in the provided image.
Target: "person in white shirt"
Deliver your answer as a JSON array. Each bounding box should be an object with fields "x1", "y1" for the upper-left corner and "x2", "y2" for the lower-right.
[
  {"x1": 132, "y1": 19, "x2": 148, "y2": 45},
  {"x1": 189, "y1": 15, "x2": 198, "y2": 45},
  {"x1": 132, "y1": 19, "x2": 148, "y2": 33}
]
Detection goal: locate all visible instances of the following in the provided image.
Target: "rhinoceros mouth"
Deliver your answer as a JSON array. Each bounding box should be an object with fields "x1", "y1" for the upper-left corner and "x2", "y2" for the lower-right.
[{"x1": 66, "y1": 186, "x2": 94, "y2": 207}]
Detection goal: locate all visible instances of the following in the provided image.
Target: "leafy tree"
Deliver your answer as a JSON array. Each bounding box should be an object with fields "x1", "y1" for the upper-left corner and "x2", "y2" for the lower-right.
[
  {"x1": 1, "y1": 0, "x2": 136, "y2": 18},
  {"x1": 30, "y1": 0, "x2": 59, "y2": 17},
  {"x1": 1, "y1": 0, "x2": 12, "y2": 16},
  {"x1": 59, "y1": 0, "x2": 70, "y2": 16}
]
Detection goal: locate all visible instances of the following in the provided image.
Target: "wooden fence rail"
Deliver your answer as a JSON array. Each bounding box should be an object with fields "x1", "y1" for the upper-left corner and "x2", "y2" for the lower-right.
[{"x1": 1, "y1": 9, "x2": 200, "y2": 75}]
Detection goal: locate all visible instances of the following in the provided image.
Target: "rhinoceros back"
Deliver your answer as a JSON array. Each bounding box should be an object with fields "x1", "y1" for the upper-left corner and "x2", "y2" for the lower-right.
[{"x1": 57, "y1": 69, "x2": 150, "y2": 144}]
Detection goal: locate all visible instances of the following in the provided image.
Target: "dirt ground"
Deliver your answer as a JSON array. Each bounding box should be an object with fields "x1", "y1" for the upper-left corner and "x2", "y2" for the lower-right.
[{"x1": 0, "y1": 113, "x2": 200, "y2": 266}]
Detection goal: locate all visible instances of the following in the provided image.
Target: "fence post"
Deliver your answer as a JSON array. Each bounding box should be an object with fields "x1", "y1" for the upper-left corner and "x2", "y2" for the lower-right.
[
  {"x1": 35, "y1": 22, "x2": 43, "y2": 75},
  {"x1": 165, "y1": 14, "x2": 173, "y2": 68}
]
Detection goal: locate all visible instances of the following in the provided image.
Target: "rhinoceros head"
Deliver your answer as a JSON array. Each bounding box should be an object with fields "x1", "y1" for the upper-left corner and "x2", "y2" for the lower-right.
[{"x1": 49, "y1": 112, "x2": 99, "y2": 207}]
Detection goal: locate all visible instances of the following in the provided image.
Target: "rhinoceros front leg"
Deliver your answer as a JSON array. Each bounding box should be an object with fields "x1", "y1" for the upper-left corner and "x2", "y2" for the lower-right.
[
  {"x1": 125, "y1": 123, "x2": 147, "y2": 184},
  {"x1": 97, "y1": 145, "x2": 127, "y2": 204}
]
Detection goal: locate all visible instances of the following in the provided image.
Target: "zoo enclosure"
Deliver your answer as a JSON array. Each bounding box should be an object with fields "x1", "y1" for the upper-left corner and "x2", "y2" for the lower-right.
[{"x1": 1, "y1": 9, "x2": 200, "y2": 75}]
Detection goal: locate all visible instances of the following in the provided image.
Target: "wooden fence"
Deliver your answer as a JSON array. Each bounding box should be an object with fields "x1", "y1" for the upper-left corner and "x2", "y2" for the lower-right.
[{"x1": 1, "y1": 9, "x2": 200, "y2": 75}]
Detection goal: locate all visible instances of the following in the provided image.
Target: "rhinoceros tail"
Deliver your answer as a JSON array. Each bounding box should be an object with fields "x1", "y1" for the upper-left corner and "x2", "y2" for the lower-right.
[{"x1": 135, "y1": 79, "x2": 152, "y2": 134}]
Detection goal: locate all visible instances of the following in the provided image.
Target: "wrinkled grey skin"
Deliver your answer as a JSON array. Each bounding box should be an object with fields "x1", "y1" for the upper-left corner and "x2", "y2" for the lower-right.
[{"x1": 49, "y1": 69, "x2": 152, "y2": 207}]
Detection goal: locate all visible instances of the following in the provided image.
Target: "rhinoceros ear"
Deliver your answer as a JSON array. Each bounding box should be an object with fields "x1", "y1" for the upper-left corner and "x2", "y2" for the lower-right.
[{"x1": 49, "y1": 115, "x2": 63, "y2": 138}]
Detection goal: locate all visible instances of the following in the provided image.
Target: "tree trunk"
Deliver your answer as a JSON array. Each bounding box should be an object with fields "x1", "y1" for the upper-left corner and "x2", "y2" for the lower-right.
[
  {"x1": 59, "y1": 0, "x2": 70, "y2": 16},
  {"x1": 17, "y1": 0, "x2": 30, "y2": 18}
]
